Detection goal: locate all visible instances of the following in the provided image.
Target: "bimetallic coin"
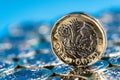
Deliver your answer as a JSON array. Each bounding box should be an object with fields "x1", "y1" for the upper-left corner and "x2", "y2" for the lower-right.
[{"x1": 51, "y1": 13, "x2": 107, "y2": 66}]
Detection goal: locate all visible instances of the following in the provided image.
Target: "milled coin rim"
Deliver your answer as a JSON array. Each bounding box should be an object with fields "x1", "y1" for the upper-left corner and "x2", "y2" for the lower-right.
[{"x1": 51, "y1": 12, "x2": 107, "y2": 67}]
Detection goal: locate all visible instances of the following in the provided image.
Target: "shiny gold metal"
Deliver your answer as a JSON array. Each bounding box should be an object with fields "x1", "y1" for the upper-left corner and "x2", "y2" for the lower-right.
[
  {"x1": 51, "y1": 12, "x2": 107, "y2": 67},
  {"x1": 67, "y1": 66, "x2": 93, "y2": 76},
  {"x1": 92, "y1": 71, "x2": 107, "y2": 80}
]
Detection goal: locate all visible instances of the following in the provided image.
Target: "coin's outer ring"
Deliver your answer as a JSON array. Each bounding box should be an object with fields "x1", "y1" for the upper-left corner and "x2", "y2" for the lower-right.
[{"x1": 51, "y1": 12, "x2": 107, "y2": 67}]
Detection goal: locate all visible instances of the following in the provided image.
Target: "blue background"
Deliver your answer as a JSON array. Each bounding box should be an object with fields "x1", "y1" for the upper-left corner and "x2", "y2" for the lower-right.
[
  {"x1": 0, "y1": 0, "x2": 120, "y2": 38},
  {"x1": 0, "y1": 0, "x2": 120, "y2": 27}
]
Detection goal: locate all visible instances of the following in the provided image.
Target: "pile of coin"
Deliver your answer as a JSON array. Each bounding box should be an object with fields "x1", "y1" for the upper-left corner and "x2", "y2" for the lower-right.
[{"x1": 0, "y1": 12, "x2": 120, "y2": 80}]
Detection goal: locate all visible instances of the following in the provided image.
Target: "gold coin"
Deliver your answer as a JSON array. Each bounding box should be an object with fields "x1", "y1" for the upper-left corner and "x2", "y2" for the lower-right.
[{"x1": 51, "y1": 12, "x2": 107, "y2": 67}]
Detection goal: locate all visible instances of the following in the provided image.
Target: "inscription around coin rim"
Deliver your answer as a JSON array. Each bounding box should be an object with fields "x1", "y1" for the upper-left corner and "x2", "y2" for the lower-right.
[{"x1": 51, "y1": 13, "x2": 107, "y2": 67}]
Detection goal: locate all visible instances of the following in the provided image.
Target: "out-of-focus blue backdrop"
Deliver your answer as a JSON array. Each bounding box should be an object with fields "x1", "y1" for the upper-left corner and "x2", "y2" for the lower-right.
[
  {"x1": 0, "y1": 0, "x2": 120, "y2": 58},
  {"x1": 0, "y1": 0, "x2": 120, "y2": 30}
]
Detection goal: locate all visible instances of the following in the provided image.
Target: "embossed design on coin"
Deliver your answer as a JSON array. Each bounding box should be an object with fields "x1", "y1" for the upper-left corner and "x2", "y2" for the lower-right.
[
  {"x1": 51, "y1": 13, "x2": 106, "y2": 66},
  {"x1": 58, "y1": 18, "x2": 97, "y2": 59}
]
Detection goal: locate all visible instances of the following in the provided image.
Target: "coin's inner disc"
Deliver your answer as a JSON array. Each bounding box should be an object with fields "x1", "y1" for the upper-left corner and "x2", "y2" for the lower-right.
[{"x1": 58, "y1": 18, "x2": 98, "y2": 59}]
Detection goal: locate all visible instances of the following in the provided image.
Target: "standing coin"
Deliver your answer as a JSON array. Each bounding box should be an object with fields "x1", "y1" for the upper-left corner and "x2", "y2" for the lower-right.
[{"x1": 51, "y1": 12, "x2": 107, "y2": 67}]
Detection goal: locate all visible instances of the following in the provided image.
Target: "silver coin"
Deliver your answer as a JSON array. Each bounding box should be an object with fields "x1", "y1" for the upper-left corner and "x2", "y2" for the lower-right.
[
  {"x1": 18, "y1": 53, "x2": 60, "y2": 68},
  {"x1": 108, "y1": 56, "x2": 120, "y2": 66},
  {"x1": 89, "y1": 60, "x2": 109, "y2": 70},
  {"x1": 0, "y1": 68, "x2": 52, "y2": 80},
  {"x1": 0, "y1": 61, "x2": 17, "y2": 73},
  {"x1": 104, "y1": 67, "x2": 120, "y2": 80},
  {"x1": 52, "y1": 64, "x2": 73, "y2": 75}
]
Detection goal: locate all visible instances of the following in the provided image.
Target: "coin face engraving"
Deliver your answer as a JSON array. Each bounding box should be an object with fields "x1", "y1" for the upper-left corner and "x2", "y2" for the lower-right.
[
  {"x1": 58, "y1": 18, "x2": 97, "y2": 59},
  {"x1": 51, "y1": 13, "x2": 106, "y2": 66}
]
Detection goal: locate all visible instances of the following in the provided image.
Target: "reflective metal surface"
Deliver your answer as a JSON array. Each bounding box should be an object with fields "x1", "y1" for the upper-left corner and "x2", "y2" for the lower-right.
[{"x1": 0, "y1": 68, "x2": 52, "y2": 80}]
